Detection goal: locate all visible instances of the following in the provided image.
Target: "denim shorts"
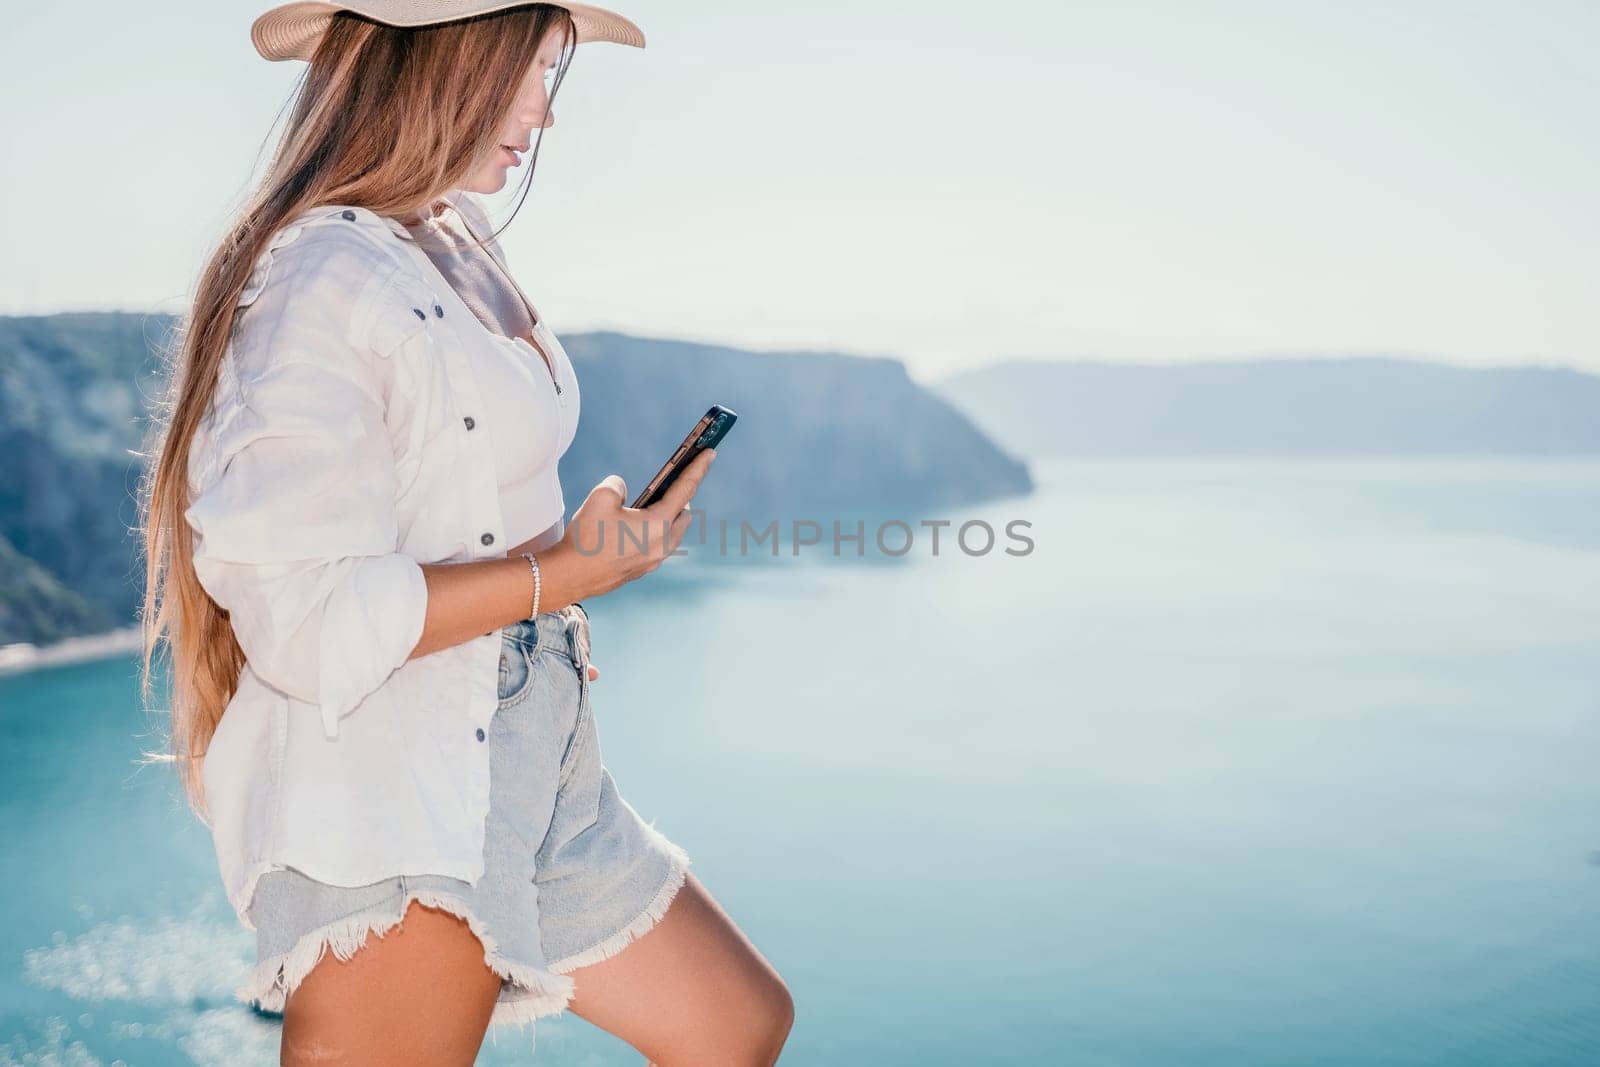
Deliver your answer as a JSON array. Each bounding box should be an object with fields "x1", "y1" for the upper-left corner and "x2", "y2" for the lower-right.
[{"x1": 240, "y1": 603, "x2": 694, "y2": 1052}]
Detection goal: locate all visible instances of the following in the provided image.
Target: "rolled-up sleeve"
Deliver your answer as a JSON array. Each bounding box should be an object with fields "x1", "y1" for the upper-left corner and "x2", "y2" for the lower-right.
[{"x1": 185, "y1": 250, "x2": 430, "y2": 740}]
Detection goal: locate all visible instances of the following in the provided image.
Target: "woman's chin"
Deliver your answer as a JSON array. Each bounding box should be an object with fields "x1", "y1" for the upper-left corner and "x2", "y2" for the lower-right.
[{"x1": 463, "y1": 168, "x2": 509, "y2": 194}]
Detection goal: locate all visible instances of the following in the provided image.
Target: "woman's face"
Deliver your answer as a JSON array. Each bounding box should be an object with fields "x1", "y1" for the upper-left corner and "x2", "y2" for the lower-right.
[{"x1": 461, "y1": 27, "x2": 566, "y2": 194}]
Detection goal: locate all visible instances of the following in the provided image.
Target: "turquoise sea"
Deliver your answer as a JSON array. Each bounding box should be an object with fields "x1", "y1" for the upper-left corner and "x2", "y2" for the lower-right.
[{"x1": 2, "y1": 457, "x2": 1598, "y2": 1065}]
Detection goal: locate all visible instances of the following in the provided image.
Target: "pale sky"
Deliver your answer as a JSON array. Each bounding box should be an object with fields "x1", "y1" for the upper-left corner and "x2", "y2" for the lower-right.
[{"x1": 1, "y1": 1, "x2": 1595, "y2": 382}]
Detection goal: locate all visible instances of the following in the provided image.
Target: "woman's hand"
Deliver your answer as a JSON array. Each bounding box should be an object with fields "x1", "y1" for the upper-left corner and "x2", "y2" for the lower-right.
[
  {"x1": 529, "y1": 451, "x2": 716, "y2": 680},
  {"x1": 549, "y1": 448, "x2": 716, "y2": 603}
]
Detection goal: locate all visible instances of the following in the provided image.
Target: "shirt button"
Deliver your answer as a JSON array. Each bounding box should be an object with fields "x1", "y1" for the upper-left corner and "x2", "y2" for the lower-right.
[
  {"x1": 412, "y1": 307, "x2": 427, "y2": 321},
  {"x1": 481, "y1": 532, "x2": 495, "y2": 546},
  {"x1": 475, "y1": 728, "x2": 486, "y2": 742},
  {"x1": 434, "y1": 304, "x2": 445, "y2": 317},
  {"x1": 341, "y1": 209, "x2": 357, "y2": 221},
  {"x1": 463, "y1": 416, "x2": 475, "y2": 430}
]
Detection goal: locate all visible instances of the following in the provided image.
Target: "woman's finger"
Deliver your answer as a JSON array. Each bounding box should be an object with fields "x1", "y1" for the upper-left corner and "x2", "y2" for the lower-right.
[
  {"x1": 650, "y1": 448, "x2": 715, "y2": 519},
  {"x1": 587, "y1": 664, "x2": 600, "y2": 682}
]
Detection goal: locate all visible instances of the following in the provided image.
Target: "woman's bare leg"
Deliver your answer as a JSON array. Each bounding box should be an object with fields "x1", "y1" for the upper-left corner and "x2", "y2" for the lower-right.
[
  {"x1": 562, "y1": 871, "x2": 795, "y2": 1066},
  {"x1": 278, "y1": 899, "x2": 504, "y2": 1066}
]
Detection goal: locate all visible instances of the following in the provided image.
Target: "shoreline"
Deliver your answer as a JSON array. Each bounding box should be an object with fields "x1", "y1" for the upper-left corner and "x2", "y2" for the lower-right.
[{"x1": 0, "y1": 625, "x2": 146, "y2": 677}]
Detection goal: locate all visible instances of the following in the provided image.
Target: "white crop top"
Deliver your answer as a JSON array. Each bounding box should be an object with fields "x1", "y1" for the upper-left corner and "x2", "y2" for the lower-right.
[
  {"x1": 470, "y1": 322, "x2": 580, "y2": 549},
  {"x1": 401, "y1": 196, "x2": 580, "y2": 550}
]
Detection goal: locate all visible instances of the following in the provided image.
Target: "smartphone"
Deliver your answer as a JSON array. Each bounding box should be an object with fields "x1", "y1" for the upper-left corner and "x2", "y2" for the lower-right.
[{"x1": 630, "y1": 405, "x2": 738, "y2": 509}]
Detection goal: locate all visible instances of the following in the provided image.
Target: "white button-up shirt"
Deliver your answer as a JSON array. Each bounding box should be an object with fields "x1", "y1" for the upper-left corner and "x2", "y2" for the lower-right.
[{"x1": 184, "y1": 194, "x2": 580, "y2": 926}]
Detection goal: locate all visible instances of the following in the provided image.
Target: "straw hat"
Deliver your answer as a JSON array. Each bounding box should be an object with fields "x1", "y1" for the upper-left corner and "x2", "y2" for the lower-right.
[{"x1": 251, "y1": 1, "x2": 645, "y2": 62}]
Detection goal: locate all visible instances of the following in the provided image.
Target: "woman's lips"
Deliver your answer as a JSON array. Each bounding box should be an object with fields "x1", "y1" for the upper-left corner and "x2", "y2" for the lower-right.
[{"x1": 500, "y1": 145, "x2": 521, "y2": 166}]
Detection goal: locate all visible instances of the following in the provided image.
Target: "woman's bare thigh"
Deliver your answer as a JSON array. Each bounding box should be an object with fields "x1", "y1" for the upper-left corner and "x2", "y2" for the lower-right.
[
  {"x1": 278, "y1": 899, "x2": 504, "y2": 1067},
  {"x1": 563, "y1": 870, "x2": 795, "y2": 1066}
]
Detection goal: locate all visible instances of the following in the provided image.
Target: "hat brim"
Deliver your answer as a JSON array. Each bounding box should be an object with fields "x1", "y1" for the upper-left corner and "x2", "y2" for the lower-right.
[{"x1": 252, "y1": 1, "x2": 645, "y2": 62}]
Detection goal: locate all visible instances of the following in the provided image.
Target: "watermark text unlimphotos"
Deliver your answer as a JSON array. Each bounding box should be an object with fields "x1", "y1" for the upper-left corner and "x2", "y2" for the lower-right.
[{"x1": 571, "y1": 512, "x2": 1035, "y2": 558}]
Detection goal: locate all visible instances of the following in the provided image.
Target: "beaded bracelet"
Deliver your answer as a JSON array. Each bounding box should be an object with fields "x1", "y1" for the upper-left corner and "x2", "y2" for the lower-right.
[{"x1": 519, "y1": 551, "x2": 541, "y2": 620}]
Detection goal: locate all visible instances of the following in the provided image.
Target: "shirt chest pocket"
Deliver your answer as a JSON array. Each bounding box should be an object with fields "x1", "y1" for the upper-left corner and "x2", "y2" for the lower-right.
[
  {"x1": 372, "y1": 278, "x2": 470, "y2": 561},
  {"x1": 389, "y1": 334, "x2": 458, "y2": 488}
]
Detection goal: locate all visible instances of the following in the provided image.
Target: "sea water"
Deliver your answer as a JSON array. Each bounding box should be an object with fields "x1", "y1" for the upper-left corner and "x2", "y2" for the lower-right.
[{"x1": 2, "y1": 457, "x2": 1597, "y2": 1065}]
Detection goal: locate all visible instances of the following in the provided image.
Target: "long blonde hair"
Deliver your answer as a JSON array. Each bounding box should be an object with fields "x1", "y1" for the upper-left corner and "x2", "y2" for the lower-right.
[{"x1": 134, "y1": 5, "x2": 576, "y2": 820}]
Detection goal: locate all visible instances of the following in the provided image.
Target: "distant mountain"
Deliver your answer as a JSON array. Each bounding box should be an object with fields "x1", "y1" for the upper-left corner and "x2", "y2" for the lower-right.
[
  {"x1": 0, "y1": 312, "x2": 162, "y2": 644},
  {"x1": 933, "y1": 357, "x2": 1600, "y2": 458},
  {"x1": 0, "y1": 313, "x2": 1031, "y2": 647},
  {"x1": 557, "y1": 331, "x2": 1032, "y2": 517}
]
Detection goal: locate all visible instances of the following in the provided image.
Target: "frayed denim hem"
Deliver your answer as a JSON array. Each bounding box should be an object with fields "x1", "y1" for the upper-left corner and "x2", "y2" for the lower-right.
[
  {"x1": 546, "y1": 829, "x2": 693, "y2": 975},
  {"x1": 235, "y1": 888, "x2": 576, "y2": 1033}
]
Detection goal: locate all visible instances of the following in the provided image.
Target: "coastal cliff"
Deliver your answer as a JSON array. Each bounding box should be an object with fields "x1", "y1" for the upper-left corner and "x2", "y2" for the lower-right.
[{"x1": 0, "y1": 313, "x2": 1032, "y2": 648}]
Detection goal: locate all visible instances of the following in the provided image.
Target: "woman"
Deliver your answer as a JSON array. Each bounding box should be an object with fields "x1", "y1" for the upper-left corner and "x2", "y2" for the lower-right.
[{"x1": 135, "y1": 3, "x2": 794, "y2": 1063}]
